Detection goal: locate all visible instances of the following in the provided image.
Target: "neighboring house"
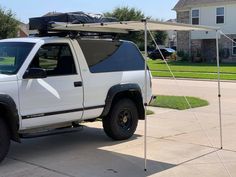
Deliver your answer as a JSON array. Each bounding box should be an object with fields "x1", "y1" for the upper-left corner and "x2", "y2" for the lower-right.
[
  {"x1": 173, "y1": 0, "x2": 236, "y2": 62},
  {"x1": 17, "y1": 22, "x2": 29, "y2": 37}
]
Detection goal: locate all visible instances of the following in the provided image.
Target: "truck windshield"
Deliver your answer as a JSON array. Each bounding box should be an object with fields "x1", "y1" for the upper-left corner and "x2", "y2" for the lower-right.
[{"x1": 0, "y1": 42, "x2": 35, "y2": 74}]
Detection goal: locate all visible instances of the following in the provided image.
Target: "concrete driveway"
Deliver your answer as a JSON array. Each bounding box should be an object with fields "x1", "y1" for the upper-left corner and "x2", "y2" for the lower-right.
[{"x1": 0, "y1": 78, "x2": 236, "y2": 177}]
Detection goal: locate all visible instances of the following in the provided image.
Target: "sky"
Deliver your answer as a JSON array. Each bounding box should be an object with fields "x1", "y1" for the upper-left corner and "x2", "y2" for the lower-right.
[{"x1": 0, "y1": 0, "x2": 178, "y2": 23}]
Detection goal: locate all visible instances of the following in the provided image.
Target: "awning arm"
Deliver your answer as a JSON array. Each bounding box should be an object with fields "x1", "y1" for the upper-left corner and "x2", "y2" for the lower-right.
[{"x1": 51, "y1": 22, "x2": 129, "y2": 34}]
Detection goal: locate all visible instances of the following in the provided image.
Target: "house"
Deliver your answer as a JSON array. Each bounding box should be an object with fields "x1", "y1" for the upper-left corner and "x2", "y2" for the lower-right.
[
  {"x1": 173, "y1": 0, "x2": 236, "y2": 62},
  {"x1": 17, "y1": 22, "x2": 29, "y2": 37}
]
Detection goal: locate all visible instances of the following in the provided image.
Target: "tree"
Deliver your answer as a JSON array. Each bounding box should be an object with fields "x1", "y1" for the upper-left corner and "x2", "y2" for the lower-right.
[
  {"x1": 104, "y1": 7, "x2": 167, "y2": 50},
  {"x1": 153, "y1": 31, "x2": 168, "y2": 45},
  {"x1": 104, "y1": 7, "x2": 146, "y2": 49},
  {"x1": 148, "y1": 30, "x2": 168, "y2": 51},
  {"x1": 104, "y1": 6, "x2": 145, "y2": 21},
  {"x1": 0, "y1": 7, "x2": 19, "y2": 39}
]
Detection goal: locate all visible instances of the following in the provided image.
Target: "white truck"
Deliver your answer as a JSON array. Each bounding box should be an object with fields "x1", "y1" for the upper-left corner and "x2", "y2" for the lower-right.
[{"x1": 0, "y1": 36, "x2": 152, "y2": 162}]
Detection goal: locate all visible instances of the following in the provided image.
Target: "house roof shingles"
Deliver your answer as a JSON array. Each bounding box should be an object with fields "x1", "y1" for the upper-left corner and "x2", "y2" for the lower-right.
[{"x1": 173, "y1": 0, "x2": 236, "y2": 10}]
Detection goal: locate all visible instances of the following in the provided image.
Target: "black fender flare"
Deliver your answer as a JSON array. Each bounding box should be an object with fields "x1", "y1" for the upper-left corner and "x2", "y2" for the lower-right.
[
  {"x1": 0, "y1": 94, "x2": 20, "y2": 142},
  {"x1": 101, "y1": 84, "x2": 145, "y2": 120}
]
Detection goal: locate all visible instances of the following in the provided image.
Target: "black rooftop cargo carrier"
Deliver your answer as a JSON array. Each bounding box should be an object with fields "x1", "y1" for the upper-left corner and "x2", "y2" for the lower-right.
[{"x1": 29, "y1": 12, "x2": 117, "y2": 33}]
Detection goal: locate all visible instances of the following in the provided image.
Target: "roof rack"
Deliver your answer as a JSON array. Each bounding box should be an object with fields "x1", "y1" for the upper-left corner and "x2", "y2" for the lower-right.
[
  {"x1": 29, "y1": 12, "x2": 120, "y2": 37},
  {"x1": 32, "y1": 29, "x2": 121, "y2": 40}
]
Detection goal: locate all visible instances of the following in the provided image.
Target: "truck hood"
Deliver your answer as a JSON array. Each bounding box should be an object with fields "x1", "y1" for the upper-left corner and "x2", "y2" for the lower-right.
[{"x1": 0, "y1": 74, "x2": 17, "y2": 82}]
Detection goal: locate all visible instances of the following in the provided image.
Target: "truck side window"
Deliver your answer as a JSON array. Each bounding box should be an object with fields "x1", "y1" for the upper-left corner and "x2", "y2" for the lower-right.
[
  {"x1": 78, "y1": 40, "x2": 144, "y2": 73},
  {"x1": 29, "y1": 43, "x2": 76, "y2": 76}
]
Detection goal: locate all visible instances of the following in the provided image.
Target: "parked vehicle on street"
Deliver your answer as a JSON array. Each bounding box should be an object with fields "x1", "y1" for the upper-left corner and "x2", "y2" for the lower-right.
[{"x1": 148, "y1": 48, "x2": 176, "y2": 60}]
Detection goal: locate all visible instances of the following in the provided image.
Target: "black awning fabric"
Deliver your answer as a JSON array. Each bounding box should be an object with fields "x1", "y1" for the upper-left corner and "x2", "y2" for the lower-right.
[{"x1": 29, "y1": 12, "x2": 117, "y2": 31}]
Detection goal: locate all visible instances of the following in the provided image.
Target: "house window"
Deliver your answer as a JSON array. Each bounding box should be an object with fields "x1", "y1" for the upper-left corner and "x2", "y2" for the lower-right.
[
  {"x1": 216, "y1": 7, "x2": 224, "y2": 24},
  {"x1": 232, "y1": 39, "x2": 236, "y2": 55},
  {"x1": 192, "y1": 9, "x2": 199, "y2": 25}
]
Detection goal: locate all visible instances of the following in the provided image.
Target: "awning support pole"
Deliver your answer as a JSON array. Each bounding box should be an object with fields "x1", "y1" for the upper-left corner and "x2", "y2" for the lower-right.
[
  {"x1": 216, "y1": 30, "x2": 223, "y2": 149},
  {"x1": 144, "y1": 19, "x2": 148, "y2": 172}
]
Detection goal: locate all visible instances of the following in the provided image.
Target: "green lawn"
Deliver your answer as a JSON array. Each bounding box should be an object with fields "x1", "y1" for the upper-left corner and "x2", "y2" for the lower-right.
[
  {"x1": 146, "y1": 110, "x2": 154, "y2": 115},
  {"x1": 148, "y1": 60, "x2": 236, "y2": 80},
  {"x1": 150, "y1": 95, "x2": 209, "y2": 110},
  {"x1": 0, "y1": 57, "x2": 15, "y2": 66}
]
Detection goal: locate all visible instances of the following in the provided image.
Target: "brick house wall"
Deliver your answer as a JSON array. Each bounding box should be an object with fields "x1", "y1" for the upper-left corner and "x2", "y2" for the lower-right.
[
  {"x1": 17, "y1": 29, "x2": 28, "y2": 37},
  {"x1": 190, "y1": 35, "x2": 236, "y2": 62},
  {"x1": 17, "y1": 23, "x2": 29, "y2": 38},
  {"x1": 201, "y1": 39, "x2": 216, "y2": 62},
  {"x1": 219, "y1": 34, "x2": 236, "y2": 62},
  {"x1": 176, "y1": 11, "x2": 190, "y2": 53}
]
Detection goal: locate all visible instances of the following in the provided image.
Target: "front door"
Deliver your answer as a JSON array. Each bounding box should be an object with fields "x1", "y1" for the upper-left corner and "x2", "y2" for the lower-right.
[{"x1": 19, "y1": 43, "x2": 83, "y2": 129}]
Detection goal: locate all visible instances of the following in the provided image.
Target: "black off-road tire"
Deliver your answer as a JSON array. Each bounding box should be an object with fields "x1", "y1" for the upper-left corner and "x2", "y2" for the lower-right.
[
  {"x1": 103, "y1": 99, "x2": 139, "y2": 140},
  {"x1": 0, "y1": 118, "x2": 10, "y2": 163}
]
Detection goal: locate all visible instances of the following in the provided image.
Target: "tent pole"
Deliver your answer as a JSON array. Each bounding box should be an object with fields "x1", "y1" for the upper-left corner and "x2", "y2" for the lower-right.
[
  {"x1": 216, "y1": 30, "x2": 223, "y2": 149},
  {"x1": 144, "y1": 19, "x2": 148, "y2": 172}
]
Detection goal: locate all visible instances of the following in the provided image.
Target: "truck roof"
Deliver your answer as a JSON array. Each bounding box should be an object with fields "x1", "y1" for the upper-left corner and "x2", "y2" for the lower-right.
[
  {"x1": 0, "y1": 37, "x2": 60, "y2": 43},
  {"x1": 0, "y1": 36, "x2": 134, "y2": 45}
]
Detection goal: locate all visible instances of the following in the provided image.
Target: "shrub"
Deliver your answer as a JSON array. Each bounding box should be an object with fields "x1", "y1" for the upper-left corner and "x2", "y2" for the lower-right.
[
  {"x1": 170, "y1": 52, "x2": 177, "y2": 61},
  {"x1": 177, "y1": 50, "x2": 190, "y2": 61},
  {"x1": 182, "y1": 52, "x2": 190, "y2": 61},
  {"x1": 177, "y1": 50, "x2": 185, "y2": 58}
]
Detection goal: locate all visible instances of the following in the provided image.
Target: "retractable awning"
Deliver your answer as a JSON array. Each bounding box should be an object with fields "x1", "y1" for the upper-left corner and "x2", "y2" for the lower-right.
[{"x1": 51, "y1": 20, "x2": 219, "y2": 33}]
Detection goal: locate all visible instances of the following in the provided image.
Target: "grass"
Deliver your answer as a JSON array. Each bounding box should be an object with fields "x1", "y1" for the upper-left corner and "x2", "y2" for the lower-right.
[
  {"x1": 0, "y1": 57, "x2": 57, "y2": 69},
  {"x1": 146, "y1": 110, "x2": 154, "y2": 115},
  {"x1": 148, "y1": 60, "x2": 236, "y2": 80},
  {"x1": 0, "y1": 57, "x2": 15, "y2": 66},
  {"x1": 150, "y1": 95, "x2": 209, "y2": 110}
]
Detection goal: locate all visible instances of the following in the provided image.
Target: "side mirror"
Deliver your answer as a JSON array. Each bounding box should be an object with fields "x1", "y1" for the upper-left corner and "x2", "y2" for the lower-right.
[{"x1": 23, "y1": 68, "x2": 47, "y2": 79}]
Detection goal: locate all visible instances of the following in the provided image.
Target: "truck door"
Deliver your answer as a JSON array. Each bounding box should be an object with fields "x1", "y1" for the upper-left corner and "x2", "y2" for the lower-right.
[{"x1": 19, "y1": 42, "x2": 84, "y2": 129}]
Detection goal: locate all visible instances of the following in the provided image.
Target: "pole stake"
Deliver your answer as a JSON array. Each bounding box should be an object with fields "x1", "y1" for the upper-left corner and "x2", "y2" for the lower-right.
[
  {"x1": 144, "y1": 19, "x2": 148, "y2": 172},
  {"x1": 216, "y1": 30, "x2": 223, "y2": 149}
]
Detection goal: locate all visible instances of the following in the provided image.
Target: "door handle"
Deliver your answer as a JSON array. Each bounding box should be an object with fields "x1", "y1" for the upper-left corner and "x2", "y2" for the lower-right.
[{"x1": 74, "y1": 81, "x2": 83, "y2": 87}]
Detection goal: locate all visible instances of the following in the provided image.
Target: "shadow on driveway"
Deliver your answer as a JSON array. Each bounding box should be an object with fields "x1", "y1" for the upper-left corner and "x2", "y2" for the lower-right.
[{"x1": 1, "y1": 125, "x2": 176, "y2": 177}]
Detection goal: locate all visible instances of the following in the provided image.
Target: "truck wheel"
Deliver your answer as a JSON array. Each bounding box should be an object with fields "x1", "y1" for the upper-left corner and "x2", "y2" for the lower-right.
[
  {"x1": 103, "y1": 99, "x2": 138, "y2": 140},
  {"x1": 0, "y1": 118, "x2": 10, "y2": 163}
]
